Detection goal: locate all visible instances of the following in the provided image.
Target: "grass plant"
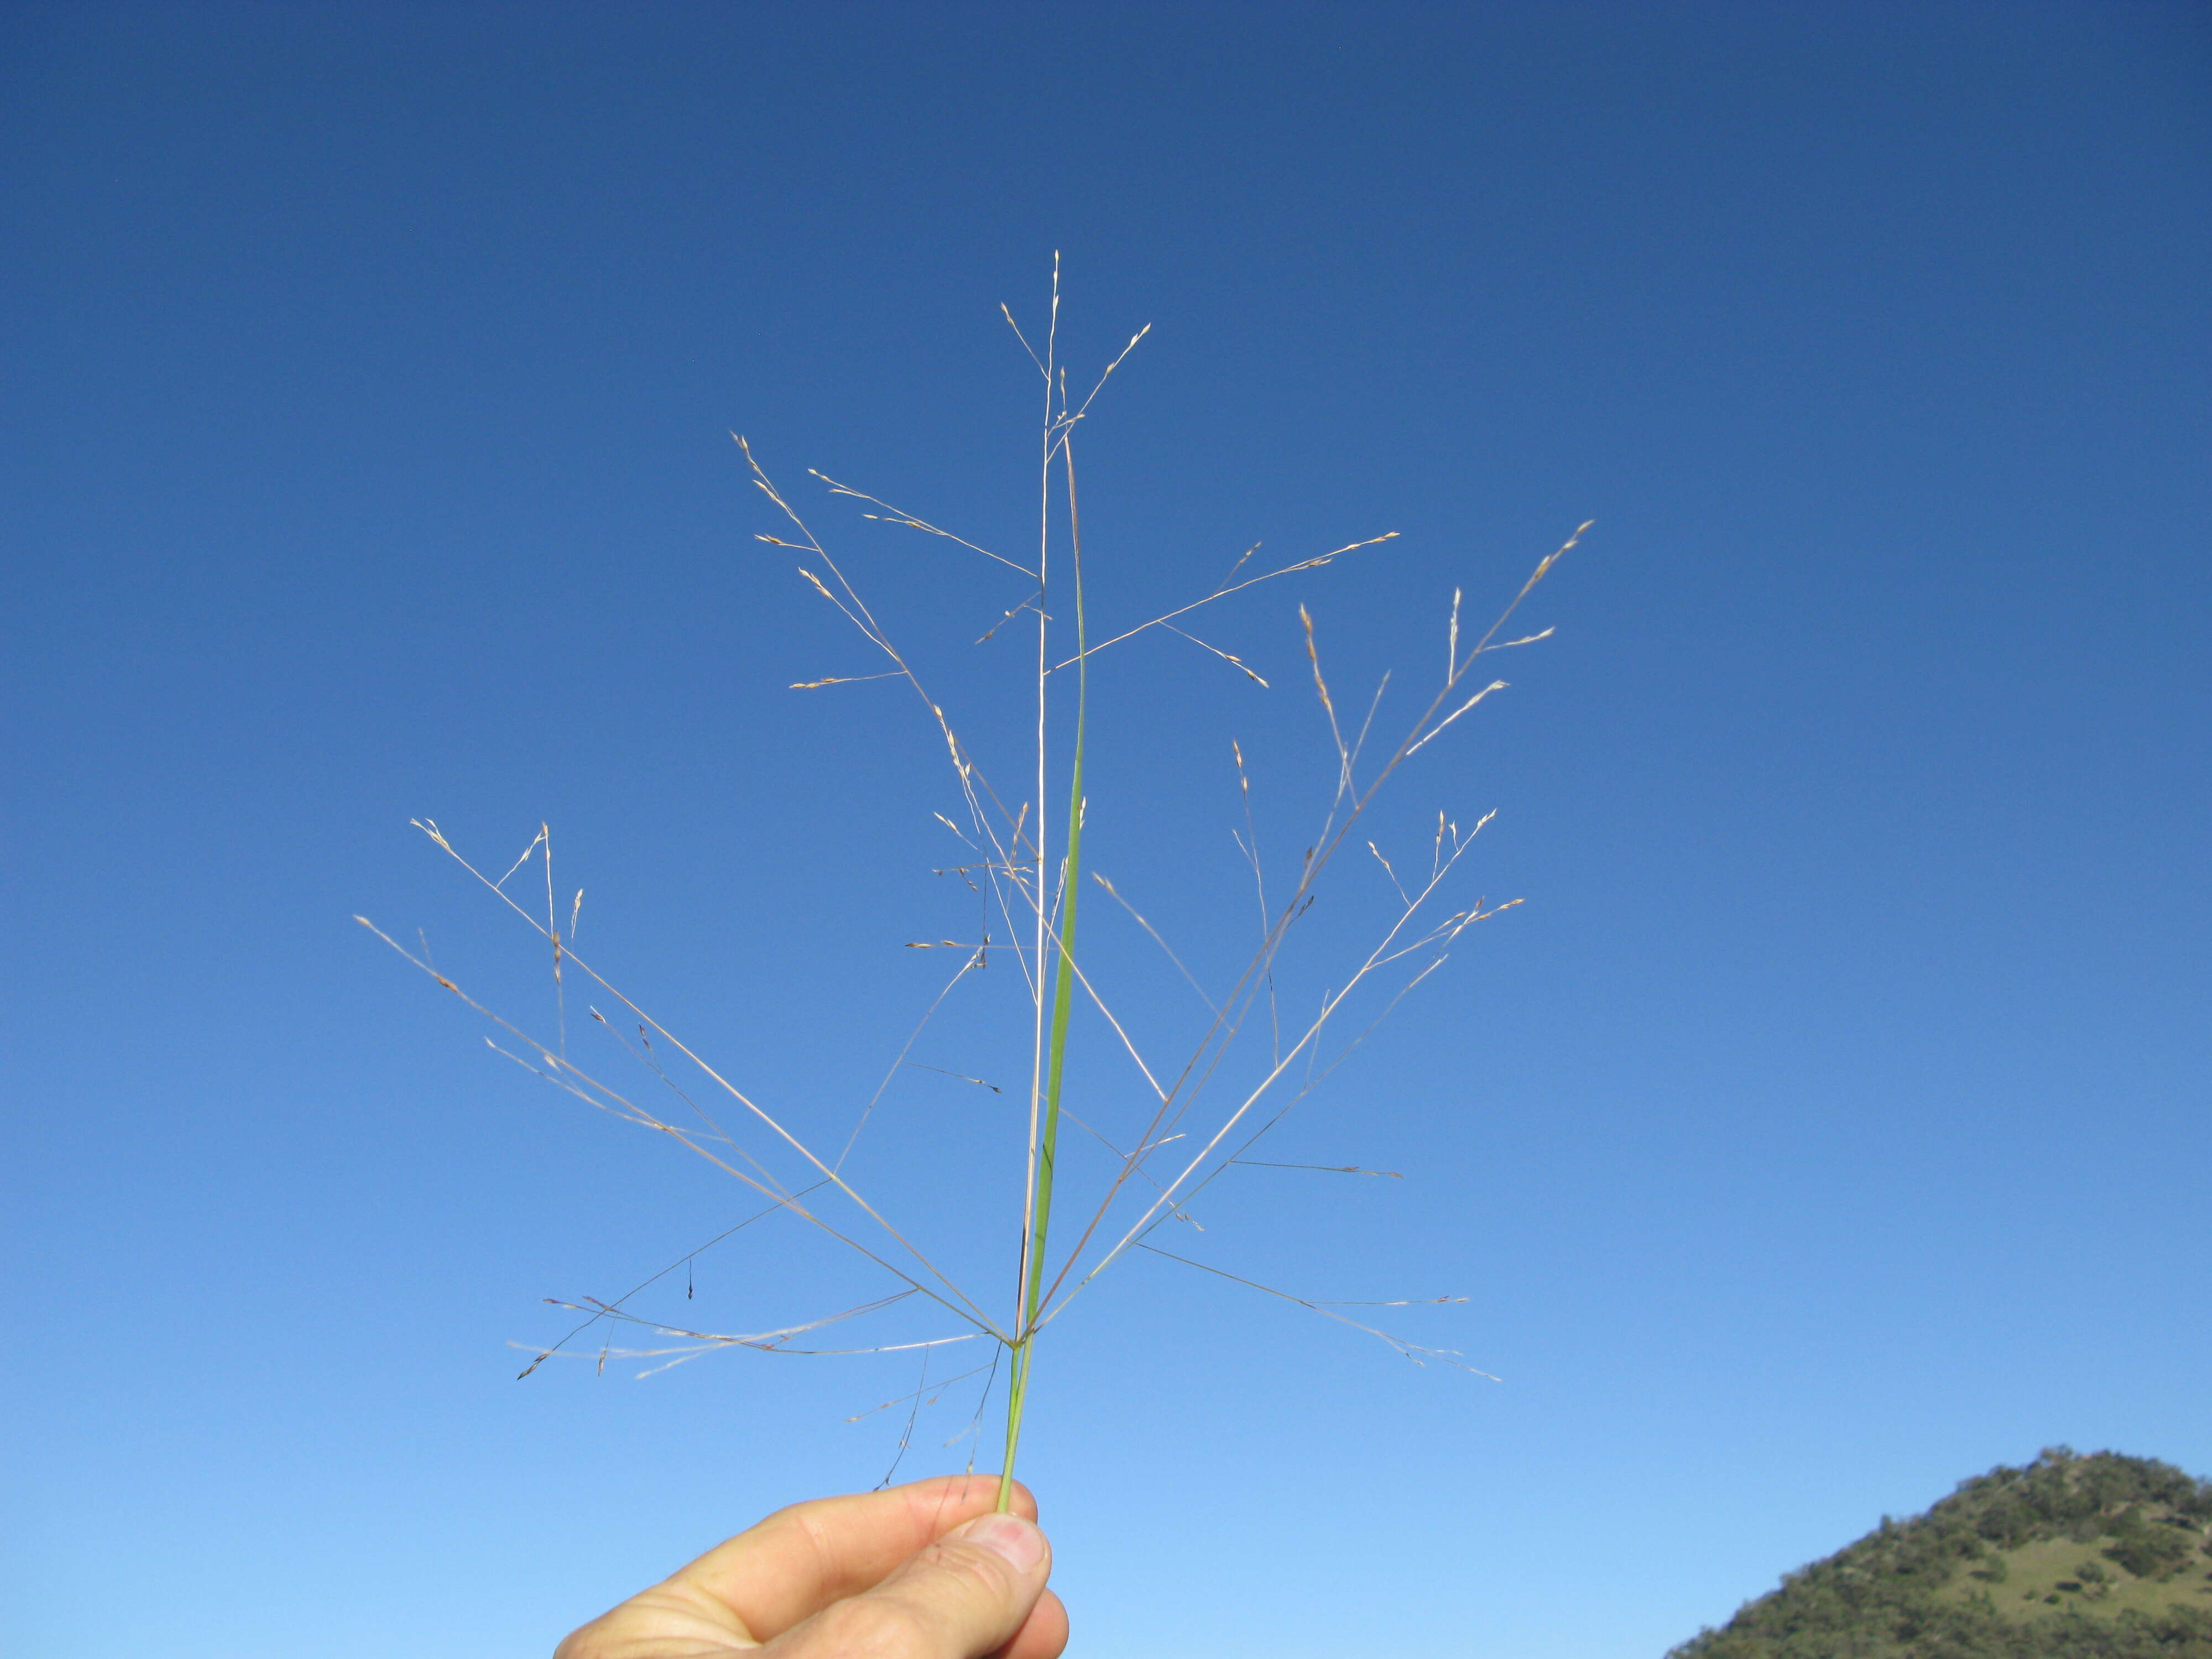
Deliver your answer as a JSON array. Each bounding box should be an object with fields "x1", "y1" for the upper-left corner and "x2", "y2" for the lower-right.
[{"x1": 363, "y1": 260, "x2": 1585, "y2": 1510}]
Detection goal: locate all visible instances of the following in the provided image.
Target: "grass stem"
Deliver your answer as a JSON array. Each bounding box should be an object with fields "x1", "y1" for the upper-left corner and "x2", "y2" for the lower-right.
[{"x1": 999, "y1": 417, "x2": 1087, "y2": 1510}]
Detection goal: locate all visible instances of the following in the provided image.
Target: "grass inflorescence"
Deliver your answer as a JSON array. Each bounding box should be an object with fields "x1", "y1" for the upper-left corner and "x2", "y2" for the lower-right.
[{"x1": 363, "y1": 258, "x2": 1585, "y2": 1506}]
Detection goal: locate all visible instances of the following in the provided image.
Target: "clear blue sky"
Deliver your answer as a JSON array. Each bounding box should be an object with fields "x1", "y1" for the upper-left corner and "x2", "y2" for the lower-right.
[{"x1": 3, "y1": 6, "x2": 2206, "y2": 1657}]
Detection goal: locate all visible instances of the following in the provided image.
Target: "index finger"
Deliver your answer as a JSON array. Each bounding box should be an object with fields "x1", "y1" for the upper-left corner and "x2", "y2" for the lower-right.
[{"x1": 669, "y1": 1474, "x2": 1040, "y2": 1641}]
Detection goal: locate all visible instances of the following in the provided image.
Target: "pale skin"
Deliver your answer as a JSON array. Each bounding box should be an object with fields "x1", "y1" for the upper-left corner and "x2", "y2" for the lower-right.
[{"x1": 554, "y1": 1475, "x2": 1069, "y2": 1659}]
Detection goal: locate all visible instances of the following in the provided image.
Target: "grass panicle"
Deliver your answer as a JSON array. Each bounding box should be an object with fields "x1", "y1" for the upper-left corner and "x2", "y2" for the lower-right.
[{"x1": 366, "y1": 262, "x2": 1583, "y2": 1505}]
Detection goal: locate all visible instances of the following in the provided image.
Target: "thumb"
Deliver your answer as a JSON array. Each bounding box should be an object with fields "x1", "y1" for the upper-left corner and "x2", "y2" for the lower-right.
[{"x1": 765, "y1": 1511, "x2": 1052, "y2": 1659}]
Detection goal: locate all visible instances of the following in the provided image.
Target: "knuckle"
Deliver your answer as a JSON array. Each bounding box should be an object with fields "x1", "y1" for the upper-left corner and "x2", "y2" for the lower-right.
[
  {"x1": 805, "y1": 1593, "x2": 932, "y2": 1658},
  {"x1": 920, "y1": 1536, "x2": 1024, "y2": 1604},
  {"x1": 787, "y1": 1508, "x2": 842, "y2": 1574}
]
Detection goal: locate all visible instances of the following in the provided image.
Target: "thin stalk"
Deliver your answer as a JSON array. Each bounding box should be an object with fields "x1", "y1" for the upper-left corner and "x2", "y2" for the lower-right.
[
  {"x1": 1003, "y1": 270, "x2": 1058, "y2": 1510},
  {"x1": 1000, "y1": 421, "x2": 1087, "y2": 1509}
]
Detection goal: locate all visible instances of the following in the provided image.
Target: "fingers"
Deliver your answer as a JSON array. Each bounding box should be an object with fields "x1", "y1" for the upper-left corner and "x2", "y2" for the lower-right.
[
  {"x1": 551, "y1": 1475, "x2": 1065, "y2": 1659},
  {"x1": 999, "y1": 1586, "x2": 1070, "y2": 1659},
  {"x1": 668, "y1": 1474, "x2": 1036, "y2": 1641},
  {"x1": 761, "y1": 1510, "x2": 1062, "y2": 1659}
]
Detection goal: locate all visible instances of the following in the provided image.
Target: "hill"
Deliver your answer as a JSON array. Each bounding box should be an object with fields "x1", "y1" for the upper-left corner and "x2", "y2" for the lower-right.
[{"x1": 1669, "y1": 1449, "x2": 2212, "y2": 1658}]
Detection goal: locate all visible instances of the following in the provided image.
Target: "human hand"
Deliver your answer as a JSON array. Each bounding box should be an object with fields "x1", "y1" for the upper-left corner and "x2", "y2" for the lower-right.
[{"x1": 553, "y1": 1474, "x2": 1068, "y2": 1659}]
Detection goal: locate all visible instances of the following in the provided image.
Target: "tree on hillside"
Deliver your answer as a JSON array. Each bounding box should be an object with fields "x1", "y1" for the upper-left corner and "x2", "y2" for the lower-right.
[{"x1": 1669, "y1": 1450, "x2": 2212, "y2": 1659}]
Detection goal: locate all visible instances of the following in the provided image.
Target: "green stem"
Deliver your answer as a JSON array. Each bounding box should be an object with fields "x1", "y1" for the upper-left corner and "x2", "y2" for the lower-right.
[{"x1": 999, "y1": 432, "x2": 1087, "y2": 1510}]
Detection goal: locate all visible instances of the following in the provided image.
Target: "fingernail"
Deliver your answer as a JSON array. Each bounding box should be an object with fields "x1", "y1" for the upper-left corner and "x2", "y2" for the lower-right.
[{"x1": 956, "y1": 1512, "x2": 1046, "y2": 1574}]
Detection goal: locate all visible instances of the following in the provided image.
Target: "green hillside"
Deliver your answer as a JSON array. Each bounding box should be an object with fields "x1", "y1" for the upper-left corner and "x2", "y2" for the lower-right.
[{"x1": 1670, "y1": 1449, "x2": 2212, "y2": 1658}]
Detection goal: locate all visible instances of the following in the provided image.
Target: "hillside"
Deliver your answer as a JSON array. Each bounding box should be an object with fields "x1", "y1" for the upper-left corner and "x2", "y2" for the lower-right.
[{"x1": 1670, "y1": 1449, "x2": 2212, "y2": 1658}]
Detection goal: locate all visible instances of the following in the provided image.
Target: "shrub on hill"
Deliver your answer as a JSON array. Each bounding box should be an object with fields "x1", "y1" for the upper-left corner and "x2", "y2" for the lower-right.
[{"x1": 1670, "y1": 1449, "x2": 2212, "y2": 1658}]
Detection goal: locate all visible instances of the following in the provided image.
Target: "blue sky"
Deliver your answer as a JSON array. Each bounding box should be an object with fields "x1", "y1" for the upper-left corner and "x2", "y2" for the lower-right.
[{"x1": 3, "y1": 5, "x2": 2207, "y2": 1657}]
